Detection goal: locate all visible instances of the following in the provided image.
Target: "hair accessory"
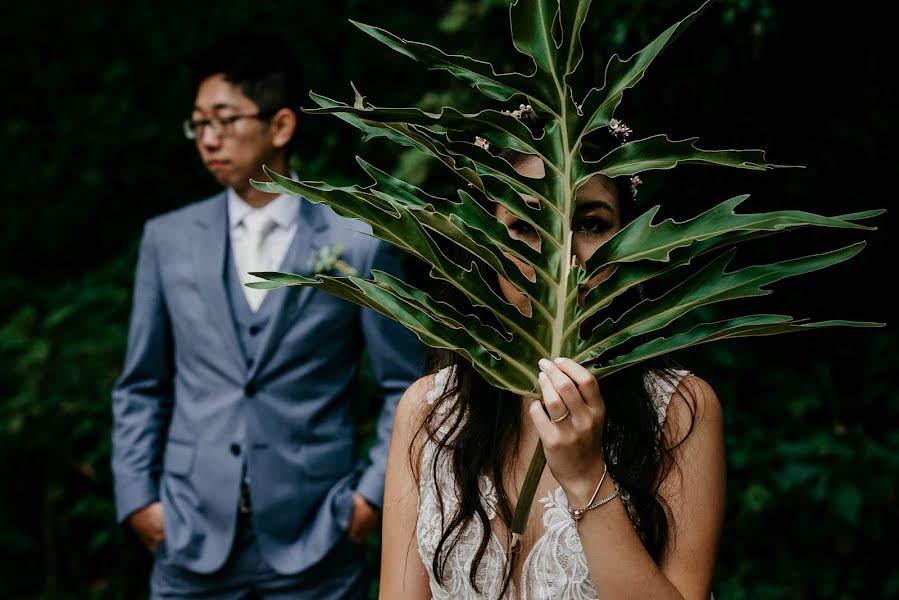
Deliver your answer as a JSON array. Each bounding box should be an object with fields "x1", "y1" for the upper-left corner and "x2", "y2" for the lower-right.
[
  {"x1": 502, "y1": 103, "x2": 536, "y2": 120},
  {"x1": 607, "y1": 118, "x2": 641, "y2": 202},
  {"x1": 607, "y1": 118, "x2": 632, "y2": 141},
  {"x1": 474, "y1": 135, "x2": 491, "y2": 151},
  {"x1": 629, "y1": 175, "x2": 643, "y2": 199}
]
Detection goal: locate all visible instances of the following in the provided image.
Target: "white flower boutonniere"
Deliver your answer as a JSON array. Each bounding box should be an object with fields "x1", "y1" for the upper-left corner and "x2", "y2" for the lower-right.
[{"x1": 309, "y1": 244, "x2": 358, "y2": 277}]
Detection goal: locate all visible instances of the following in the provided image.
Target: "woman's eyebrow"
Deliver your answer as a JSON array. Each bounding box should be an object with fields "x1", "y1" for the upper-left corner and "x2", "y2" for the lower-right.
[{"x1": 575, "y1": 199, "x2": 617, "y2": 217}]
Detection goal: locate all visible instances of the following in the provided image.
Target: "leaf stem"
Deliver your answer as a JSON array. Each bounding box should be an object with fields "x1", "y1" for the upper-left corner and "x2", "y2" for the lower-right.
[{"x1": 510, "y1": 440, "x2": 546, "y2": 550}]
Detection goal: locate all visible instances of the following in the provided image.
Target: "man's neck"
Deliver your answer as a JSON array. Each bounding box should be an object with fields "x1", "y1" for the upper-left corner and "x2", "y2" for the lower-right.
[{"x1": 233, "y1": 156, "x2": 292, "y2": 209}]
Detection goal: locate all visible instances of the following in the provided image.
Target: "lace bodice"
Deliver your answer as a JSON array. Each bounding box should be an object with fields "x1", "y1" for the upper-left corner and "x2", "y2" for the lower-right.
[{"x1": 415, "y1": 366, "x2": 691, "y2": 600}]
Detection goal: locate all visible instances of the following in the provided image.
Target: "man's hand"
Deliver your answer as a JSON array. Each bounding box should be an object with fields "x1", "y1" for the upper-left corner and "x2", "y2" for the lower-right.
[
  {"x1": 348, "y1": 492, "x2": 379, "y2": 545},
  {"x1": 127, "y1": 501, "x2": 165, "y2": 552}
]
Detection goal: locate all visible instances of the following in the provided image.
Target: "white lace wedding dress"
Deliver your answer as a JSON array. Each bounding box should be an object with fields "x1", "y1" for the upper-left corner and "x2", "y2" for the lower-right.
[{"x1": 415, "y1": 366, "x2": 691, "y2": 600}]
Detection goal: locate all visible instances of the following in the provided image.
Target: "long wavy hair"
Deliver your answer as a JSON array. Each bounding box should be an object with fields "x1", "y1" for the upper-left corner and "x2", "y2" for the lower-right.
[{"x1": 410, "y1": 148, "x2": 697, "y2": 596}]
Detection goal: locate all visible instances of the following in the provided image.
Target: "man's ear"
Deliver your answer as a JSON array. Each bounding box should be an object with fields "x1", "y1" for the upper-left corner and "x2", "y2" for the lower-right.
[{"x1": 269, "y1": 108, "x2": 297, "y2": 149}]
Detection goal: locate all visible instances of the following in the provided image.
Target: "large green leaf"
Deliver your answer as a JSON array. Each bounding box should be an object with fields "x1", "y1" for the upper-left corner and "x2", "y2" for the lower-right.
[
  {"x1": 576, "y1": 1, "x2": 712, "y2": 138},
  {"x1": 350, "y1": 20, "x2": 547, "y2": 106},
  {"x1": 592, "y1": 315, "x2": 883, "y2": 378},
  {"x1": 585, "y1": 135, "x2": 780, "y2": 180},
  {"x1": 581, "y1": 243, "x2": 869, "y2": 363},
  {"x1": 250, "y1": 0, "x2": 884, "y2": 547},
  {"x1": 584, "y1": 198, "x2": 882, "y2": 276}
]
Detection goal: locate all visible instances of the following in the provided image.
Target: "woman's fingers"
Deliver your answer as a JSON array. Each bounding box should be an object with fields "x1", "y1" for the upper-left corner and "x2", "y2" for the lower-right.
[
  {"x1": 529, "y1": 398, "x2": 555, "y2": 440},
  {"x1": 532, "y1": 373, "x2": 565, "y2": 451},
  {"x1": 531, "y1": 359, "x2": 607, "y2": 493},
  {"x1": 538, "y1": 358, "x2": 591, "y2": 424},
  {"x1": 551, "y1": 357, "x2": 602, "y2": 410},
  {"x1": 537, "y1": 367, "x2": 568, "y2": 422}
]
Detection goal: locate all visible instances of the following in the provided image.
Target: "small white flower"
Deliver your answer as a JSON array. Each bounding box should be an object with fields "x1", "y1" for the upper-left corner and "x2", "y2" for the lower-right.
[
  {"x1": 501, "y1": 103, "x2": 535, "y2": 120},
  {"x1": 309, "y1": 244, "x2": 358, "y2": 277},
  {"x1": 630, "y1": 175, "x2": 642, "y2": 201},
  {"x1": 608, "y1": 118, "x2": 633, "y2": 140}
]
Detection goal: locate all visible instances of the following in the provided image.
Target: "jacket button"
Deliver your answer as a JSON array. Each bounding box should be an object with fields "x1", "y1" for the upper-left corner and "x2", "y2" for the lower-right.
[
  {"x1": 230, "y1": 443, "x2": 241, "y2": 456},
  {"x1": 249, "y1": 324, "x2": 261, "y2": 336},
  {"x1": 244, "y1": 382, "x2": 257, "y2": 397}
]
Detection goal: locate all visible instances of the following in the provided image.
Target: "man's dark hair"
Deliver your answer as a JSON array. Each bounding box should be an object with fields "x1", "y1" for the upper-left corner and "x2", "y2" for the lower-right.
[{"x1": 190, "y1": 34, "x2": 304, "y2": 144}]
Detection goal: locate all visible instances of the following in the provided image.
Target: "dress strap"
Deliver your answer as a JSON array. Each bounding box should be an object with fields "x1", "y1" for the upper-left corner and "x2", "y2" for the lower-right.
[
  {"x1": 643, "y1": 368, "x2": 691, "y2": 425},
  {"x1": 426, "y1": 366, "x2": 455, "y2": 406}
]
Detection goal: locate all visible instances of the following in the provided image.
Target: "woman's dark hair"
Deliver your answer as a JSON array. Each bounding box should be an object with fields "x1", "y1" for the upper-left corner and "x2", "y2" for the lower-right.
[{"x1": 413, "y1": 144, "x2": 696, "y2": 596}]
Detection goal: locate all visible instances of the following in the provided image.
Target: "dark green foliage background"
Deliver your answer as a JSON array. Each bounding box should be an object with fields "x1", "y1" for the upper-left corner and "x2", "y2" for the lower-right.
[{"x1": 1, "y1": 1, "x2": 895, "y2": 598}]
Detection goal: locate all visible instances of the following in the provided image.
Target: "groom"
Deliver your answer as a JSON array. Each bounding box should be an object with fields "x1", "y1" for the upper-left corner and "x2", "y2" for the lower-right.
[{"x1": 111, "y1": 36, "x2": 422, "y2": 598}]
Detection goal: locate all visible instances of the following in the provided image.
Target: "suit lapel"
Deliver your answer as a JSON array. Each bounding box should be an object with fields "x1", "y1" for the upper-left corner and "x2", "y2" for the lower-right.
[
  {"x1": 248, "y1": 198, "x2": 330, "y2": 380},
  {"x1": 192, "y1": 192, "x2": 246, "y2": 371}
]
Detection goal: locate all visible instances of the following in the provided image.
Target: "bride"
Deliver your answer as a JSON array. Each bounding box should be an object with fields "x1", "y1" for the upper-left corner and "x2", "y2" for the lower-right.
[{"x1": 379, "y1": 151, "x2": 726, "y2": 599}]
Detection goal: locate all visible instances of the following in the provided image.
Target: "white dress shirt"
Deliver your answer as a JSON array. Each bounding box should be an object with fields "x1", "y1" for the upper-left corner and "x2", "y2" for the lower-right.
[{"x1": 227, "y1": 187, "x2": 299, "y2": 297}]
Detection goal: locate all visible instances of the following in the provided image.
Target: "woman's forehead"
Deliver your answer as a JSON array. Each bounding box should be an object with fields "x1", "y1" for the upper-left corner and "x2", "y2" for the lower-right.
[
  {"x1": 512, "y1": 155, "x2": 618, "y2": 200},
  {"x1": 494, "y1": 154, "x2": 620, "y2": 217},
  {"x1": 577, "y1": 176, "x2": 619, "y2": 211}
]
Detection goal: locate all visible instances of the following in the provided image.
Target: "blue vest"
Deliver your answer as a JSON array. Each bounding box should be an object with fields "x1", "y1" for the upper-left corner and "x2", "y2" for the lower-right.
[{"x1": 224, "y1": 243, "x2": 275, "y2": 372}]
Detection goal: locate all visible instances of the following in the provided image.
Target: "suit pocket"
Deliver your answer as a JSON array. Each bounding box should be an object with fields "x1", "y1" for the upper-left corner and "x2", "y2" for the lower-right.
[
  {"x1": 298, "y1": 438, "x2": 355, "y2": 480},
  {"x1": 163, "y1": 440, "x2": 195, "y2": 477}
]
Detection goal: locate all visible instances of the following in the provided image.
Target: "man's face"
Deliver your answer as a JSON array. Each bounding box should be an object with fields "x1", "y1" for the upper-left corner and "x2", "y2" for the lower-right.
[{"x1": 191, "y1": 74, "x2": 277, "y2": 192}]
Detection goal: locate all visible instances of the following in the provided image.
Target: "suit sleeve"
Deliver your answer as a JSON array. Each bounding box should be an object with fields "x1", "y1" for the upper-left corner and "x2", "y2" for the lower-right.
[
  {"x1": 354, "y1": 241, "x2": 425, "y2": 509},
  {"x1": 111, "y1": 222, "x2": 175, "y2": 523}
]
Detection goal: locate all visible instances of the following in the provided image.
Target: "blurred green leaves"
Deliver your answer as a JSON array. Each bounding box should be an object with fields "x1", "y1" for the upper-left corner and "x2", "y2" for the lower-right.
[{"x1": 1, "y1": 254, "x2": 137, "y2": 598}]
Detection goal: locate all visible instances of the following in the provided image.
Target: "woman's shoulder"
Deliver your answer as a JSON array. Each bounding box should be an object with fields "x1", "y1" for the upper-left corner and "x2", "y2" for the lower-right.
[
  {"x1": 396, "y1": 367, "x2": 456, "y2": 428},
  {"x1": 675, "y1": 373, "x2": 722, "y2": 422},
  {"x1": 401, "y1": 366, "x2": 454, "y2": 403},
  {"x1": 644, "y1": 368, "x2": 721, "y2": 427},
  {"x1": 658, "y1": 371, "x2": 723, "y2": 446}
]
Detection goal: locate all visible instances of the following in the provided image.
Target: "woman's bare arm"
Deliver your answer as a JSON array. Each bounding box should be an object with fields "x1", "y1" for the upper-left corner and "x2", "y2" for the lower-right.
[
  {"x1": 657, "y1": 375, "x2": 727, "y2": 599},
  {"x1": 534, "y1": 360, "x2": 726, "y2": 600},
  {"x1": 379, "y1": 376, "x2": 434, "y2": 600}
]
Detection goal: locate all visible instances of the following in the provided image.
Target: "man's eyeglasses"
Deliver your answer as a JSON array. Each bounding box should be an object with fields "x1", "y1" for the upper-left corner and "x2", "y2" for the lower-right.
[{"x1": 182, "y1": 111, "x2": 276, "y2": 140}]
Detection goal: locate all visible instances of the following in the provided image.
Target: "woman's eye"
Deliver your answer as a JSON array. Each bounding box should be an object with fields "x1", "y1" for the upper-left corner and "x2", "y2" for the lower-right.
[
  {"x1": 508, "y1": 220, "x2": 537, "y2": 236},
  {"x1": 576, "y1": 217, "x2": 612, "y2": 234}
]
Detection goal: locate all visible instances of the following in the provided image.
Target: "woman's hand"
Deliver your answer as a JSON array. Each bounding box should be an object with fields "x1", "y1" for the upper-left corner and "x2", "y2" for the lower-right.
[{"x1": 530, "y1": 357, "x2": 607, "y2": 506}]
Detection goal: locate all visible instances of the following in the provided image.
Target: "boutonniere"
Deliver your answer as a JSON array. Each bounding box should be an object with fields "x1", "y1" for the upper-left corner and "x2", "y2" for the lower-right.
[{"x1": 309, "y1": 244, "x2": 358, "y2": 277}]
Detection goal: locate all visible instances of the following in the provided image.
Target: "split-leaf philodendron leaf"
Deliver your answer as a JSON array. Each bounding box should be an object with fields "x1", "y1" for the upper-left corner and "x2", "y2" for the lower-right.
[{"x1": 248, "y1": 0, "x2": 884, "y2": 546}]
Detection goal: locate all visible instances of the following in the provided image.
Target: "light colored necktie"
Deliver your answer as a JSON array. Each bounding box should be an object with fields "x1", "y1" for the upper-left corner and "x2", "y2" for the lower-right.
[{"x1": 237, "y1": 210, "x2": 276, "y2": 312}]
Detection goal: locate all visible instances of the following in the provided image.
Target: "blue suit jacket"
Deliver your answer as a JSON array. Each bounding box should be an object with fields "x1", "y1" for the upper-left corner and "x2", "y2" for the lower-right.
[{"x1": 112, "y1": 191, "x2": 423, "y2": 574}]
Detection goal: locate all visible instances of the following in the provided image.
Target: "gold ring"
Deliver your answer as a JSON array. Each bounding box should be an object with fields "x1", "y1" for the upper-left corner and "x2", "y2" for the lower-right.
[{"x1": 550, "y1": 410, "x2": 571, "y2": 423}]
